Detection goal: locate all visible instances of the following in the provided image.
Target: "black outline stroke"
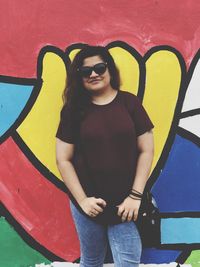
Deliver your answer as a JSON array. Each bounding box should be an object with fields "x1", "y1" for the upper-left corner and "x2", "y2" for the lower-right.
[{"x1": 2, "y1": 42, "x2": 200, "y2": 263}]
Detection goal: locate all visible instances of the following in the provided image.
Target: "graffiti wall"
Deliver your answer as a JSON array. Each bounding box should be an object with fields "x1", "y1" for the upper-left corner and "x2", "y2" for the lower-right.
[{"x1": 0, "y1": 1, "x2": 200, "y2": 266}]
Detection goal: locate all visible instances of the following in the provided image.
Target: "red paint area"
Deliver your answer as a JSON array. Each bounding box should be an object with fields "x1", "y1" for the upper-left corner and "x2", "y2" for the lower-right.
[
  {"x1": 0, "y1": 137, "x2": 80, "y2": 261},
  {"x1": 0, "y1": 0, "x2": 199, "y2": 77},
  {"x1": 0, "y1": 0, "x2": 199, "y2": 262}
]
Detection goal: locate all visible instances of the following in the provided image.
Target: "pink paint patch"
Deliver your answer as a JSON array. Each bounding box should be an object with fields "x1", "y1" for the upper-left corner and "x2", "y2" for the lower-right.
[
  {"x1": 0, "y1": 137, "x2": 80, "y2": 261},
  {"x1": 0, "y1": 0, "x2": 199, "y2": 76}
]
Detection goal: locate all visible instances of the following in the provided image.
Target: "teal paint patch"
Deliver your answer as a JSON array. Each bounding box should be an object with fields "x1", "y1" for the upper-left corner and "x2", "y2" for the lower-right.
[
  {"x1": 161, "y1": 218, "x2": 200, "y2": 244},
  {"x1": 0, "y1": 82, "x2": 33, "y2": 136}
]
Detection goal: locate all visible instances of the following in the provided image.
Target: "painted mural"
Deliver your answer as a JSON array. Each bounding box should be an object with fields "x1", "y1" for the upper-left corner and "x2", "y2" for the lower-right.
[{"x1": 0, "y1": 1, "x2": 200, "y2": 266}]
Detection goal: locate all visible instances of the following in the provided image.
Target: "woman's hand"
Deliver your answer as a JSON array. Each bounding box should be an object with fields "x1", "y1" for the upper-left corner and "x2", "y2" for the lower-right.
[
  {"x1": 116, "y1": 197, "x2": 141, "y2": 222},
  {"x1": 79, "y1": 197, "x2": 107, "y2": 217}
]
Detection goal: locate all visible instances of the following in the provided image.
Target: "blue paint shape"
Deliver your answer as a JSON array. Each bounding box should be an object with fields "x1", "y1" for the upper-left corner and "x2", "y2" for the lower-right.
[
  {"x1": 141, "y1": 248, "x2": 181, "y2": 264},
  {"x1": 105, "y1": 242, "x2": 181, "y2": 264},
  {"x1": 161, "y1": 218, "x2": 200, "y2": 244},
  {"x1": 0, "y1": 83, "x2": 33, "y2": 137},
  {"x1": 152, "y1": 134, "x2": 200, "y2": 212}
]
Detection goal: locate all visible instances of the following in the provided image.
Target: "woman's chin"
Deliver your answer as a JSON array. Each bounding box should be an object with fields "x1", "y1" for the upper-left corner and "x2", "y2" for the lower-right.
[{"x1": 87, "y1": 86, "x2": 104, "y2": 93}]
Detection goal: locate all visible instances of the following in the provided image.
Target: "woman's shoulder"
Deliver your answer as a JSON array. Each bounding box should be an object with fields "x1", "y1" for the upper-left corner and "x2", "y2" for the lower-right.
[
  {"x1": 59, "y1": 103, "x2": 74, "y2": 120},
  {"x1": 119, "y1": 90, "x2": 138, "y2": 99},
  {"x1": 119, "y1": 90, "x2": 141, "y2": 106}
]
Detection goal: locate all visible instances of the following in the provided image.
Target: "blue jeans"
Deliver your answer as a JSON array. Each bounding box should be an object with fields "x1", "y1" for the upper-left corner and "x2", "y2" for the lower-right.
[{"x1": 70, "y1": 201, "x2": 142, "y2": 267}]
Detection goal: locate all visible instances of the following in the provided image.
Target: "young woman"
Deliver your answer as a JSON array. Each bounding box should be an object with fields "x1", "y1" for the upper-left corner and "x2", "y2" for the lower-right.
[{"x1": 56, "y1": 45, "x2": 154, "y2": 267}]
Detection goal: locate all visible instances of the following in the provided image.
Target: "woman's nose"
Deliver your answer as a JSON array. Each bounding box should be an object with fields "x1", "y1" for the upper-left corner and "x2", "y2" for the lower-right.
[{"x1": 90, "y1": 70, "x2": 98, "y2": 77}]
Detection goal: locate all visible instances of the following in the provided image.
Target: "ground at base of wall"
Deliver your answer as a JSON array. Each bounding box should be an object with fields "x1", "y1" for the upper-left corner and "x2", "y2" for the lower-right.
[{"x1": 34, "y1": 263, "x2": 192, "y2": 267}]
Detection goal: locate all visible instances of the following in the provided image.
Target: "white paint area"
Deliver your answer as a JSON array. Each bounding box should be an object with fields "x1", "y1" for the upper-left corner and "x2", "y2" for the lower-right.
[
  {"x1": 181, "y1": 57, "x2": 200, "y2": 112},
  {"x1": 33, "y1": 263, "x2": 192, "y2": 267},
  {"x1": 179, "y1": 55, "x2": 200, "y2": 137},
  {"x1": 179, "y1": 114, "x2": 200, "y2": 138}
]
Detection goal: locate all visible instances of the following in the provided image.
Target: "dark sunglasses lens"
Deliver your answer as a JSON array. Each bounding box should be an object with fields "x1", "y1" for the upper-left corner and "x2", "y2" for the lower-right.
[
  {"x1": 79, "y1": 63, "x2": 107, "y2": 77},
  {"x1": 94, "y1": 63, "x2": 107, "y2": 75},
  {"x1": 79, "y1": 67, "x2": 92, "y2": 78}
]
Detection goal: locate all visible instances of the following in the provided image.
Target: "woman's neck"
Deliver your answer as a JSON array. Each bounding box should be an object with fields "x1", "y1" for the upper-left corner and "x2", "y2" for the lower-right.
[{"x1": 91, "y1": 88, "x2": 118, "y2": 105}]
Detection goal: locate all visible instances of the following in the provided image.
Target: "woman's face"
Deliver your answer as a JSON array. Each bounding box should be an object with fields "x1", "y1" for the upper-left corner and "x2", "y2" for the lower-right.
[{"x1": 80, "y1": 55, "x2": 112, "y2": 93}]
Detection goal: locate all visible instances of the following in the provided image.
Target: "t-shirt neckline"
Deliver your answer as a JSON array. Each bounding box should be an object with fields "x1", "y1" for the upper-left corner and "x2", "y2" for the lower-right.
[{"x1": 91, "y1": 90, "x2": 119, "y2": 107}]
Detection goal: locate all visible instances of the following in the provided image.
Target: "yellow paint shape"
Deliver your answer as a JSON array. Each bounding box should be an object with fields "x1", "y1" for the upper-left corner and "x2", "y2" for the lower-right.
[
  {"x1": 17, "y1": 52, "x2": 67, "y2": 179},
  {"x1": 17, "y1": 46, "x2": 182, "y2": 184},
  {"x1": 109, "y1": 47, "x2": 139, "y2": 95},
  {"x1": 143, "y1": 50, "x2": 182, "y2": 173},
  {"x1": 69, "y1": 49, "x2": 81, "y2": 62}
]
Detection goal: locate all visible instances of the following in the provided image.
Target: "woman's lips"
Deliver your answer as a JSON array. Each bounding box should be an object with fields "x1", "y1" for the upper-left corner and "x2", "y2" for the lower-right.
[{"x1": 89, "y1": 79, "x2": 101, "y2": 84}]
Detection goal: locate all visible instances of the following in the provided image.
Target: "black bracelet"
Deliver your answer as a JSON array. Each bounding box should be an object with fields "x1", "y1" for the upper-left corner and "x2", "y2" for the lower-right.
[
  {"x1": 131, "y1": 188, "x2": 143, "y2": 196},
  {"x1": 129, "y1": 191, "x2": 142, "y2": 199},
  {"x1": 128, "y1": 195, "x2": 142, "y2": 200}
]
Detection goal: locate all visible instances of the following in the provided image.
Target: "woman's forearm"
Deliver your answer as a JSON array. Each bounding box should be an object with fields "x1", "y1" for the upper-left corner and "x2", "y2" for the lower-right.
[
  {"x1": 131, "y1": 150, "x2": 154, "y2": 194},
  {"x1": 57, "y1": 160, "x2": 87, "y2": 205}
]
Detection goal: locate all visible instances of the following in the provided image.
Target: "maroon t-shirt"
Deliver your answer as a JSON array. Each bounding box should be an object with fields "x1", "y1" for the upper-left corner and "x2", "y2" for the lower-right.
[{"x1": 56, "y1": 90, "x2": 154, "y2": 225}]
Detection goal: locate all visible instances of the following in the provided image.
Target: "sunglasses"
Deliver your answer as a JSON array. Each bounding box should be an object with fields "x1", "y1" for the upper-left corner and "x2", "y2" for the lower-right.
[{"x1": 77, "y1": 62, "x2": 108, "y2": 78}]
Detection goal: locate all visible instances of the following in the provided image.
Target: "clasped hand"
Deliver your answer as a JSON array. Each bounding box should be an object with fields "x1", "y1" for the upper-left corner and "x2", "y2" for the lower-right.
[
  {"x1": 79, "y1": 197, "x2": 106, "y2": 217},
  {"x1": 79, "y1": 196, "x2": 141, "y2": 222},
  {"x1": 116, "y1": 196, "x2": 141, "y2": 222}
]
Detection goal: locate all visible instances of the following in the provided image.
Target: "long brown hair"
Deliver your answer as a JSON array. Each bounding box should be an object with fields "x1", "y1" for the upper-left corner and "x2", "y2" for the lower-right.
[
  {"x1": 65, "y1": 45, "x2": 120, "y2": 103},
  {"x1": 62, "y1": 45, "x2": 121, "y2": 137}
]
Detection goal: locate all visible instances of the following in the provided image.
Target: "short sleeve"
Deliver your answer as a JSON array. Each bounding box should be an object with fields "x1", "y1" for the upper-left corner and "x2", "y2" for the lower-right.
[
  {"x1": 56, "y1": 105, "x2": 77, "y2": 144},
  {"x1": 132, "y1": 95, "x2": 154, "y2": 136}
]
